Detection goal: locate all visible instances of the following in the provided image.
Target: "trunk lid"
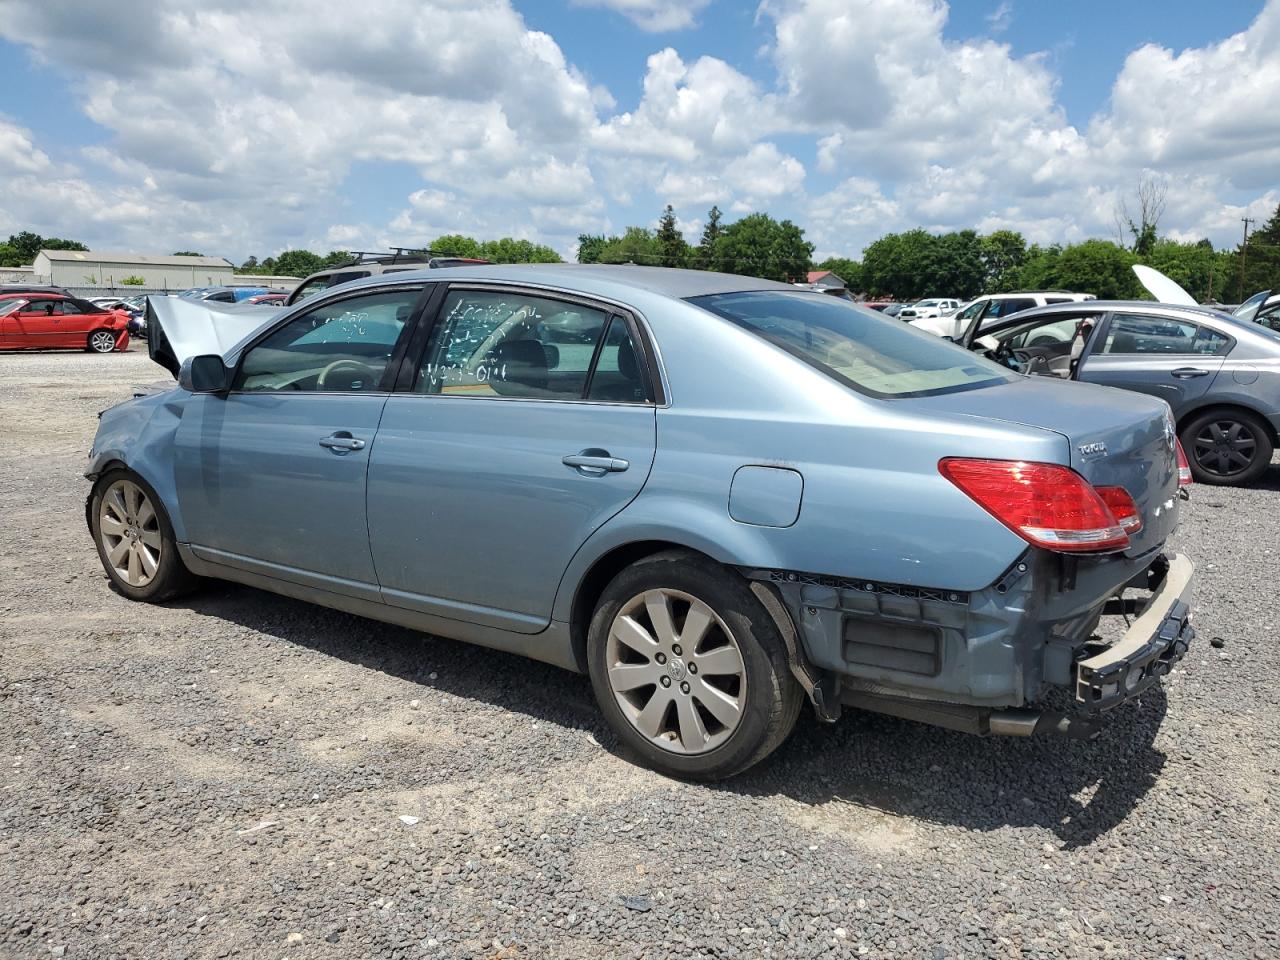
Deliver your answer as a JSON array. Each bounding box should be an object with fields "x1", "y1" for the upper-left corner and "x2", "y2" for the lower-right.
[
  {"x1": 896, "y1": 376, "x2": 1180, "y2": 556},
  {"x1": 146, "y1": 296, "x2": 280, "y2": 377}
]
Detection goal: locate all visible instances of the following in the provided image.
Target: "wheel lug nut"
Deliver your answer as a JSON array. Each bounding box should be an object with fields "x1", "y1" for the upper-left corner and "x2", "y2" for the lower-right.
[
  {"x1": 655, "y1": 653, "x2": 667, "y2": 664},
  {"x1": 680, "y1": 681, "x2": 690, "y2": 694},
  {"x1": 688, "y1": 663, "x2": 698, "y2": 675},
  {"x1": 672, "y1": 644, "x2": 682, "y2": 656},
  {"x1": 660, "y1": 676, "x2": 672, "y2": 688}
]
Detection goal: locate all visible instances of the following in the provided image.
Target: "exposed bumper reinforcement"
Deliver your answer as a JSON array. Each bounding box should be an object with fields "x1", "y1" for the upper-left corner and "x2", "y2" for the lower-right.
[{"x1": 1075, "y1": 552, "x2": 1195, "y2": 712}]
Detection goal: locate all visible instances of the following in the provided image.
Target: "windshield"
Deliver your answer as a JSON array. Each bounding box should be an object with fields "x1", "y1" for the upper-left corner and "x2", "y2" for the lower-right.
[
  {"x1": 690, "y1": 290, "x2": 1017, "y2": 399},
  {"x1": 0, "y1": 298, "x2": 25, "y2": 315}
]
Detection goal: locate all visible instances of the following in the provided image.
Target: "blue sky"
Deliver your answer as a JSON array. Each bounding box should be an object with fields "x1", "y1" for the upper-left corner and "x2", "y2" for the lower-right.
[{"x1": 0, "y1": 0, "x2": 1276, "y2": 263}]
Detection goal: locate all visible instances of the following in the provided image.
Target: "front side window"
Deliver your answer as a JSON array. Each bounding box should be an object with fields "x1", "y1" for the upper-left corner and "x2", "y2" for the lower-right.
[
  {"x1": 0, "y1": 298, "x2": 25, "y2": 316},
  {"x1": 1100, "y1": 313, "x2": 1231, "y2": 356},
  {"x1": 233, "y1": 289, "x2": 419, "y2": 392},
  {"x1": 20, "y1": 300, "x2": 56, "y2": 315},
  {"x1": 414, "y1": 290, "x2": 611, "y2": 400},
  {"x1": 692, "y1": 290, "x2": 1015, "y2": 399}
]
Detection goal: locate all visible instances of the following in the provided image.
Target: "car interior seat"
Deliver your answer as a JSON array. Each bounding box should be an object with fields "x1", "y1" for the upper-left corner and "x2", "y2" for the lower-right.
[{"x1": 488, "y1": 339, "x2": 549, "y2": 394}]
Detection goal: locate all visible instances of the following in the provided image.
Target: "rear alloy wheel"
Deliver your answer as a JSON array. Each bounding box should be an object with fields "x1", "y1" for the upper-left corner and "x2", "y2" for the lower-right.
[
  {"x1": 587, "y1": 551, "x2": 802, "y2": 780},
  {"x1": 1181, "y1": 409, "x2": 1273, "y2": 486},
  {"x1": 90, "y1": 470, "x2": 198, "y2": 602},
  {"x1": 88, "y1": 329, "x2": 118, "y2": 353}
]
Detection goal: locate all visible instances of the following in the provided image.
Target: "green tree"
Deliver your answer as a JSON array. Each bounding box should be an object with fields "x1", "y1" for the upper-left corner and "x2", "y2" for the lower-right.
[
  {"x1": 930, "y1": 230, "x2": 986, "y2": 299},
  {"x1": 599, "y1": 227, "x2": 660, "y2": 265},
  {"x1": 478, "y1": 237, "x2": 562, "y2": 263},
  {"x1": 577, "y1": 234, "x2": 609, "y2": 264},
  {"x1": 715, "y1": 213, "x2": 813, "y2": 282},
  {"x1": 694, "y1": 206, "x2": 723, "y2": 270},
  {"x1": 861, "y1": 229, "x2": 936, "y2": 298},
  {"x1": 1233, "y1": 204, "x2": 1280, "y2": 300},
  {"x1": 120, "y1": 275, "x2": 146, "y2": 285},
  {"x1": 322, "y1": 250, "x2": 353, "y2": 267},
  {"x1": 980, "y1": 230, "x2": 1027, "y2": 291},
  {"x1": 0, "y1": 243, "x2": 22, "y2": 267},
  {"x1": 171, "y1": 250, "x2": 203, "y2": 257},
  {"x1": 431, "y1": 235, "x2": 484, "y2": 259},
  {"x1": 1143, "y1": 239, "x2": 1234, "y2": 304},
  {"x1": 239, "y1": 255, "x2": 260, "y2": 272},
  {"x1": 815, "y1": 257, "x2": 862, "y2": 292},
  {"x1": 655, "y1": 204, "x2": 689, "y2": 268},
  {"x1": 3, "y1": 231, "x2": 88, "y2": 263},
  {"x1": 1012, "y1": 239, "x2": 1140, "y2": 299},
  {"x1": 272, "y1": 249, "x2": 325, "y2": 278}
]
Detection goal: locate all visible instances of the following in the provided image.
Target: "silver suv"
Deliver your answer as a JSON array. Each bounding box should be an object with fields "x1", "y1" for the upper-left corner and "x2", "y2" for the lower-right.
[
  {"x1": 285, "y1": 249, "x2": 489, "y2": 306},
  {"x1": 913, "y1": 292, "x2": 1095, "y2": 339}
]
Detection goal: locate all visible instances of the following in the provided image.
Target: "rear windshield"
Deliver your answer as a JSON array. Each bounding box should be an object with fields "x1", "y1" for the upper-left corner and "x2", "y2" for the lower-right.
[{"x1": 691, "y1": 290, "x2": 1016, "y2": 399}]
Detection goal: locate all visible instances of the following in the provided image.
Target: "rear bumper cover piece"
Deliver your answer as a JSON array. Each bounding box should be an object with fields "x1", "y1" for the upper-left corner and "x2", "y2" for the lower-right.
[{"x1": 1075, "y1": 553, "x2": 1195, "y2": 712}]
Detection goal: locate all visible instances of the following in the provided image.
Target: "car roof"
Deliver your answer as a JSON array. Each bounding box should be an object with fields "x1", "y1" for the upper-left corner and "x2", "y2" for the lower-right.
[
  {"x1": 324, "y1": 263, "x2": 798, "y2": 301},
  {"x1": 1013, "y1": 299, "x2": 1235, "y2": 322}
]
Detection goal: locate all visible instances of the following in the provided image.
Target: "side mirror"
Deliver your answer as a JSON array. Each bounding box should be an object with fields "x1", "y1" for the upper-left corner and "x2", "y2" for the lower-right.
[{"x1": 178, "y1": 354, "x2": 231, "y2": 393}]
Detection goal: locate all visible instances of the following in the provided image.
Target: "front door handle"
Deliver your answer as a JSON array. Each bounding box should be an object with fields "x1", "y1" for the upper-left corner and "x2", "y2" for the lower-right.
[
  {"x1": 319, "y1": 432, "x2": 366, "y2": 453},
  {"x1": 1171, "y1": 367, "x2": 1210, "y2": 379},
  {"x1": 563, "y1": 450, "x2": 629, "y2": 475}
]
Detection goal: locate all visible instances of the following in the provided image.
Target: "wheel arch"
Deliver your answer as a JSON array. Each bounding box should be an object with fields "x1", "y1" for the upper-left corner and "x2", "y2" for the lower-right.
[{"x1": 556, "y1": 499, "x2": 803, "y2": 674}]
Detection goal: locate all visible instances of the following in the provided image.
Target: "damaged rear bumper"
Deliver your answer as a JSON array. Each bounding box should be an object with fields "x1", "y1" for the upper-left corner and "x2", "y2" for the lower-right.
[
  {"x1": 750, "y1": 550, "x2": 1195, "y2": 738},
  {"x1": 1075, "y1": 553, "x2": 1194, "y2": 712}
]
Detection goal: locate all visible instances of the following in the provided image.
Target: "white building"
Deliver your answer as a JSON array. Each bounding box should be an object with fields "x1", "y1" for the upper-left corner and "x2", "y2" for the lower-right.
[{"x1": 31, "y1": 250, "x2": 234, "y2": 290}]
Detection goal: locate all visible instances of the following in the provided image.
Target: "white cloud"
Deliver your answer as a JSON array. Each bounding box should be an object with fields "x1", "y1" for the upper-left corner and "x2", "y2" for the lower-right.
[
  {"x1": 0, "y1": 0, "x2": 1277, "y2": 265},
  {"x1": 570, "y1": 0, "x2": 712, "y2": 32},
  {"x1": 986, "y1": 1, "x2": 1013, "y2": 34}
]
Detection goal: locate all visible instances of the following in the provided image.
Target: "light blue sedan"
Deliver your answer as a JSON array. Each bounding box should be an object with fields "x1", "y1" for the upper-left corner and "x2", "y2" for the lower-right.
[{"x1": 87, "y1": 266, "x2": 1194, "y2": 779}]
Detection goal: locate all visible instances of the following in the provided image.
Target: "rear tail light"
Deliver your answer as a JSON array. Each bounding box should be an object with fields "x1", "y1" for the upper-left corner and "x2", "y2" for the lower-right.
[
  {"x1": 1096, "y1": 486, "x2": 1142, "y2": 534},
  {"x1": 939, "y1": 458, "x2": 1130, "y2": 554},
  {"x1": 1175, "y1": 438, "x2": 1193, "y2": 486}
]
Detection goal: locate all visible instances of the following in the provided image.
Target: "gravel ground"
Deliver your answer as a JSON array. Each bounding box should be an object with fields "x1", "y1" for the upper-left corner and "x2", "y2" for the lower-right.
[{"x1": 2, "y1": 346, "x2": 1278, "y2": 960}]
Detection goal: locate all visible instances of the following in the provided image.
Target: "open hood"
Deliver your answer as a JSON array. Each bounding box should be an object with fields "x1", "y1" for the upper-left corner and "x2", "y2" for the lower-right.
[
  {"x1": 1231, "y1": 289, "x2": 1272, "y2": 323},
  {"x1": 146, "y1": 296, "x2": 280, "y2": 378},
  {"x1": 1131, "y1": 264, "x2": 1197, "y2": 306}
]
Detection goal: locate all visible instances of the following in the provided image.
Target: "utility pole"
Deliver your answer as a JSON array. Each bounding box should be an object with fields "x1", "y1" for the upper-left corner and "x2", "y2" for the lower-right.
[{"x1": 1239, "y1": 217, "x2": 1255, "y2": 302}]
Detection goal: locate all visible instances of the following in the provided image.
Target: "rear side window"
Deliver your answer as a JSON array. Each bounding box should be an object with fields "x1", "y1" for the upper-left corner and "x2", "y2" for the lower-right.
[
  {"x1": 691, "y1": 291, "x2": 1015, "y2": 399},
  {"x1": 1101, "y1": 313, "x2": 1231, "y2": 356},
  {"x1": 414, "y1": 290, "x2": 611, "y2": 400},
  {"x1": 987, "y1": 298, "x2": 1036, "y2": 318}
]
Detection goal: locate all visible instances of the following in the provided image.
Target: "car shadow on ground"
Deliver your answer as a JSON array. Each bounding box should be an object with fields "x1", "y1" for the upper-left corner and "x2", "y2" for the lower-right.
[{"x1": 167, "y1": 581, "x2": 1168, "y2": 849}]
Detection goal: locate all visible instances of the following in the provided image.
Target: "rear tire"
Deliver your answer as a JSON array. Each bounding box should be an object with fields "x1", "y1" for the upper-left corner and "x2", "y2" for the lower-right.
[
  {"x1": 586, "y1": 550, "x2": 802, "y2": 781},
  {"x1": 87, "y1": 329, "x2": 117, "y2": 353},
  {"x1": 1180, "y1": 409, "x2": 1273, "y2": 486},
  {"x1": 90, "y1": 469, "x2": 199, "y2": 602}
]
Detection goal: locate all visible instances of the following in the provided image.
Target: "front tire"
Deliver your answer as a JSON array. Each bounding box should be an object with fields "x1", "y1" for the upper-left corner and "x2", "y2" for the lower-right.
[
  {"x1": 1180, "y1": 409, "x2": 1273, "y2": 486},
  {"x1": 87, "y1": 329, "x2": 118, "y2": 353},
  {"x1": 90, "y1": 469, "x2": 198, "y2": 602},
  {"x1": 586, "y1": 550, "x2": 802, "y2": 781}
]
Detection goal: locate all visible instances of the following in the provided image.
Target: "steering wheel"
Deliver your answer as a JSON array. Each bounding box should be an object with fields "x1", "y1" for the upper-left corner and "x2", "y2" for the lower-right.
[
  {"x1": 316, "y1": 358, "x2": 379, "y2": 391},
  {"x1": 1009, "y1": 349, "x2": 1051, "y2": 376}
]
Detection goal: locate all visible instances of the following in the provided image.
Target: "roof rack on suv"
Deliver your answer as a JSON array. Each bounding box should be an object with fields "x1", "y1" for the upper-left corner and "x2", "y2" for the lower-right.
[{"x1": 334, "y1": 248, "x2": 439, "y2": 268}]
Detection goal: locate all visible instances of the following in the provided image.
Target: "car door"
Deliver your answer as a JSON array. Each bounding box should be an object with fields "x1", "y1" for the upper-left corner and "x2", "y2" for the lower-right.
[
  {"x1": 366, "y1": 285, "x2": 658, "y2": 633},
  {"x1": 173, "y1": 284, "x2": 429, "y2": 601},
  {"x1": 0, "y1": 299, "x2": 28, "y2": 347},
  {"x1": 1076, "y1": 311, "x2": 1230, "y2": 414},
  {"x1": 55, "y1": 297, "x2": 101, "y2": 346},
  {"x1": 12, "y1": 299, "x2": 61, "y2": 347}
]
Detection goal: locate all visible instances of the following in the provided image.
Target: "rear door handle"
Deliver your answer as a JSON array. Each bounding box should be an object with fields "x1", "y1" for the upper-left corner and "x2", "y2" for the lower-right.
[
  {"x1": 563, "y1": 451, "x2": 629, "y2": 474},
  {"x1": 319, "y1": 432, "x2": 366, "y2": 453},
  {"x1": 1171, "y1": 367, "x2": 1210, "y2": 379}
]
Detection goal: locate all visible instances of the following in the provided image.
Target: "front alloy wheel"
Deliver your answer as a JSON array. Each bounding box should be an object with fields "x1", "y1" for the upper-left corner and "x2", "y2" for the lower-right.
[
  {"x1": 88, "y1": 330, "x2": 118, "y2": 353},
  {"x1": 98, "y1": 478, "x2": 162, "y2": 587},
  {"x1": 606, "y1": 589, "x2": 747, "y2": 755},
  {"x1": 90, "y1": 469, "x2": 198, "y2": 602}
]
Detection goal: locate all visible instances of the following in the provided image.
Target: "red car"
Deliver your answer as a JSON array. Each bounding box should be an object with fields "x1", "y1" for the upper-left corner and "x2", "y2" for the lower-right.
[
  {"x1": 243, "y1": 292, "x2": 289, "y2": 306},
  {"x1": 0, "y1": 293, "x2": 131, "y2": 352}
]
